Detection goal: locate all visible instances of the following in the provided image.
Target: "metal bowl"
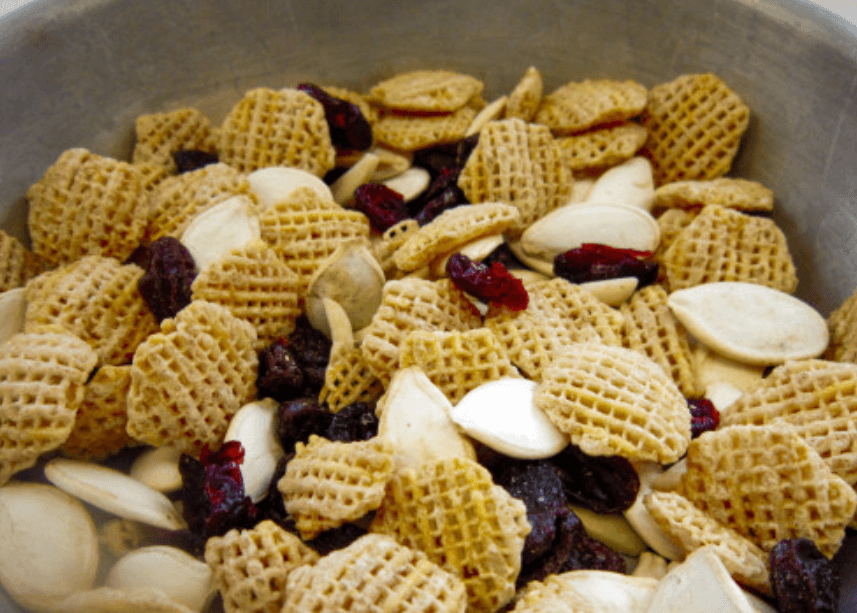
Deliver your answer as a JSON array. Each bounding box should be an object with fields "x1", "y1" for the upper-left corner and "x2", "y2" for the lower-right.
[{"x1": 1, "y1": 0, "x2": 856, "y2": 610}]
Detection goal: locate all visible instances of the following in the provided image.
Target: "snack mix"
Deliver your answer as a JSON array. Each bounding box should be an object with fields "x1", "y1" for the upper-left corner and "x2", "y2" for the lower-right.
[{"x1": 1, "y1": 66, "x2": 856, "y2": 613}]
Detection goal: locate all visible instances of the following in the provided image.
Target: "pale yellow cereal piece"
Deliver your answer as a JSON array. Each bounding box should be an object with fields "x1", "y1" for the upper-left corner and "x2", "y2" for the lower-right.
[
  {"x1": 132, "y1": 107, "x2": 217, "y2": 174},
  {"x1": 368, "y1": 69, "x2": 484, "y2": 112},
  {"x1": 827, "y1": 286, "x2": 857, "y2": 364},
  {"x1": 371, "y1": 218, "x2": 421, "y2": 279},
  {"x1": 654, "y1": 178, "x2": 774, "y2": 212},
  {"x1": 373, "y1": 105, "x2": 477, "y2": 152},
  {"x1": 535, "y1": 78, "x2": 648, "y2": 134},
  {"x1": 556, "y1": 122, "x2": 649, "y2": 173},
  {"x1": 505, "y1": 65, "x2": 543, "y2": 122},
  {"x1": 0, "y1": 229, "x2": 44, "y2": 293},
  {"x1": 319, "y1": 344, "x2": 385, "y2": 413}
]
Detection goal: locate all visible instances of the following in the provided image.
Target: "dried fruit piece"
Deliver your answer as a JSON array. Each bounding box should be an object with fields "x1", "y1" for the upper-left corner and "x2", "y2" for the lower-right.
[
  {"x1": 325, "y1": 401, "x2": 378, "y2": 442},
  {"x1": 286, "y1": 316, "x2": 332, "y2": 393},
  {"x1": 770, "y1": 538, "x2": 840, "y2": 613},
  {"x1": 172, "y1": 149, "x2": 219, "y2": 174},
  {"x1": 353, "y1": 183, "x2": 410, "y2": 231},
  {"x1": 275, "y1": 397, "x2": 333, "y2": 454},
  {"x1": 688, "y1": 397, "x2": 720, "y2": 438},
  {"x1": 257, "y1": 338, "x2": 305, "y2": 402},
  {"x1": 297, "y1": 83, "x2": 373, "y2": 151},
  {"x1": 446, "y1": 252, "x2": 528, "y2": 310},
  {"x1": 137, "y1": 236, "x2": 198, "y2": 322},
  {"x1": 552, "y1": 444, "x2": 640, "y2": 514},
  {"x1": 553, "y1": 243, "x2": 658, "y2": 287}
]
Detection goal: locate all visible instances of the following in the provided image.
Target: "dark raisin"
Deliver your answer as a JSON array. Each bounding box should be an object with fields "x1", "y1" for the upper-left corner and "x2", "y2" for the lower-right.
[
  {"x1": 770, "y1": 538, "x2": 840, "y2": 613},
  {"x1": 411, "y1": 167, "x2": 468, "y2": 224},
  {"x1": 173, "y1": 149, "x2": 219, "y2": 174},
  {"x1": 446, "y1": 252, "x2": 529, "y2": 311},
  {"x1": 551, "y1": 444, "x2": 639, "y2": 514},
  {"x1": 412, "y1": 143, "x2": 462, "y2": 179},
  {"x1": 287, "y1": 316, "x2": 332, "y2": 393},
  {"x1": 297, "y1": 83, "x2": 373, "y2": 152},
  {"x1": 275, "y1": 398, "x2": 333, "y2": 454},
  {"x1": 137, "y1": 236, "x2": 197, "y2": 322},
  {"x1": 254, "y1": 454, "x2": 299, "y2": 534},
  {"x1": 257, "y1": 338, "x2": 305, "y2": 402},
  {"x1": 553, "y1": 243, "x2": 658, "y2": 288},
  {"x1": 456, "y1": 133, "x2": 479, "y2": 166},
  {"x1": 482, "y1": 243, "x2": 526, "y2": 270},
  {"x1": 306, "y1": 522, "x2": 369, "y2": 556},
  {"x1": 123, "y1": 244, "x2": 151, "y2": 269},
  {"x1": 326, "y1": 402, "x2": 378, "y2": 442},
  {"x1": 687, "y1": 398, "x2": 720, "y2": 438},
  {"x1": 353, "y1": 183, "x2": 410, "y2": 231}
]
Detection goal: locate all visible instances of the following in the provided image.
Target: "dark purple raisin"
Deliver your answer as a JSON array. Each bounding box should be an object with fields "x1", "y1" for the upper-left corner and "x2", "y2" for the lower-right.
[
  {"x1": 456, "y1": 133, "x2": 479, "y2": 166},
  {"x1": 306, "y1": 522, "x2": 369, "y2": 556},
  {"x1": 257, "y1": 338, "x2": 305, "y2": 402},
  {"x1": 688, "y1": 397, "x2": 720, "y2": 438},
  {"x1": 446, "y1": 252, "x2": 529, "y2": 311},
  {"x1": 481, "y1": 243, "x2": 526, "y2": 270},
  {"x1": 553, "y1": 243, "x2": 658, "y2": 288},
  {"x1": 287, "y1": 316, "x2": 332, "y2": 393},
  {"x1": 123, "y1": 244, "x2": 151, "y2": 269},
  {"x1": 276, "y1": 398, "x2": 333, "y2": 454},
  {"x1": 353, "y1": 183, "x2": 410, "y2": 231},
  {"x1": 173, "y1": 149, "x2": 219, "y2": 174},
  {"x1": 137, "y1": 236, "x2": 197, "y2": 322},
  {"x1": 297, "y1": 83, "x2": 372, "y2": 151},
  {"x1": 412, "y1": 143, "x2": 462, "y2": 179},
  {"x1": 326, "y1": 402, "x2": 378, "y2": 442},
  {"x1": 551, "y1": 444, "x2": 640, "y2": 514},
  {"x1": 411, "y1": 167, "x2": 468, "y2": 224},
  {"x1": 770, "y1": 538, "x2": 840, "y2": 613}
]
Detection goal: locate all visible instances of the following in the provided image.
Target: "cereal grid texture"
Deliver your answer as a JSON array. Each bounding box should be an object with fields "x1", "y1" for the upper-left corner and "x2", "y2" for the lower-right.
[
  {"x1": 720, "y1": 359, "x2": 857, "y2": 485},
  {"x1": 283, "y1": 533, "x2": 467, "y2": 613},
  {"x1": 620, "y1": 284, "x2": 701, "y2": 398},
  {"x1": 371, "y1": 457, "x2": 530, "y2": 613},
  {"x1": 457, "y1": 118, "x2": 571, "y2": 236},
  {"x1": 485, "y1": 278, "x2": 624, "y2": 381},
  {"x1": 27, "y1": 148, "x2": 148, "y2": 266},
  {"x1": 535, "y1": 78, "x2": 648, "y2": 134},
  {"x1": 190, "y1": 239, "x2": 301, "y2": 346},
  {"x1": 641, "y1": 73, "x2": 750, "y2": 185},
  {"x1": 320, "y1": 344, "x2": 385, "y2": 413},
  {"x1": 0, "y1": 331, "x2": 98, "y2": 486},
  {"x1": 371, "y1": 218, "x2": 421, "y2": 279},
  {"x1": 373, "y1": 106, "x2": 477, "y2": 152},
  {"x1": 132, "y1": 107, "x2": 217, "y2": 173},
  {"x1": 393, "y1": 202, "x2": 520, "y2": 271},
  {"x1": 643, "y1": 490, "x2": 771, "y2": 594},
  {"x1": 655, "y1": 208, "x2": 698, "y2": 261},
  {"x1": 827, "y1": 286, "x2": 857, "y2": 364},
  {"x1": 218, "y1": 87, "x2": 336, "y2": 176},
  {"x1": 63, "y1": 364, "x2": 134, "y2": 461},
  {"x1": 279, "y1": 435, "x2": 394, "y2": 539},
  {"x1": 677, "y1": 424, "x2": 857, "y2": 557},
  {"x1": 368, "y1": 69, "x2": 484, "y2": 112},
  {"x1": 126, "y1": 300, "x2": 258, "y2": 456},
  {"x1": 0, "y1": 230, "x2": 42, "y2": 293},
  {"x1": 204, "y1": 519, "x2": 319, "y2": 613},
  {"x1": 535, "y1": 342, "x2": 691, "y2": 463},
  {"x1": 360, "y1": 278, "x2": 483, "y2": 385},
  {"x1": 556, "y1": 122, "x2": 649, "y2": 172},
  {"x1": 24, "y1": 255, "x2": 159, "y2": 365},
  {"x1": 662, "y1": 205, "x2": 798, "y2": 293},
  {"x1": 399, "y1": 328, "x2": 520, "y2": 405},
  {"x1": 654, "y1": 178, "x2": 774, "y2": 212},
  {"x1": 505, "y1": 66, "x2": 543, "y2": 122},
  {"x1": 322, "y1": 85, "x2": 377, "y2": 124}
]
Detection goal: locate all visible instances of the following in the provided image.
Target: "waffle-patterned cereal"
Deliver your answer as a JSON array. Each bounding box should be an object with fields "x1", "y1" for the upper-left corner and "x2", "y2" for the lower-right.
[
  {"x1": 218, "y1": 87, "x2": 336, "y2": 176},
  {"x1": 535, "y1": 342, "x2": 691, "y2": 463},
  {"x1": 535, "y1": 78, "x2": 648, "y2": 134},
  {"x1": 320, "y1": 344, "x2": 385, "y2": 413},
  {"x1": 457, "y1": 118, "x2": 571, "y2": 236},
  {"x1": 641, "y1": 73, "x2": 750, "y2": 185},
  {"x1": 505, "y1": 66, "x2": 543, "y2": 122},
  {"x1": 278, "y1": 435, "x2": 393, "y2": 539},
  {"x1": 0, "y1": 330, "x2": 98, "y2": 486},
  {"x1": 368, "y1": 70, "x2": 484, "y2": 112},
  {"x1": 654, "y1": 178, "x2": 774, "y2": 212},
  {"x1": 132, "y1": 107, "x2": 217, "y2": 174},
  {"x1": 371, "y1": 218, "x2": 421, "y2": 279},
  {"x1": 373, "y1": 106, "x2": 478, "y2": 152},
  {"x1": 126, "y1": 300, "x2": 258, "y2": 456},
  {"x1": 371, "y1": 457, "x2": 530, "y2": 613},
  {"x1": 204, "y1": 519, "x2": 319, "y2": 613},
  {"x1": 27, "y1": 148, "x2": 149, "y2": 266},
  {"x1": 827, "y1": 286, "x2": 857, "y2": 364},
  {"x1": 556, "y1": 122, "x2": 649, "y2": 173},
  {"x1": 0, "y1": 230, "x2": 43, "y2": 293}
]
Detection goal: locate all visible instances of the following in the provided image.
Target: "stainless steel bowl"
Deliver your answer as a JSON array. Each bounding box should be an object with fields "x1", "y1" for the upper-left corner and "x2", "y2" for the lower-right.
[{"x1": 1, "y1": 0, "x2": 857, "y2": 610}]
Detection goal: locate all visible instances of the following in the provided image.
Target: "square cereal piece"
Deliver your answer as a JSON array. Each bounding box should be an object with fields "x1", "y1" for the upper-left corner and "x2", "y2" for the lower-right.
[
  {"x1": 654, "y1": 178, "x2": 774, "y2": 212},
  {"x1": 556, "y1": 122, "x2": 648, "y2": 173},
  {"x1": 368, "y1": 69, "x2": 484, "y2": 113},
  {"x1": 0, "y1": 229, "x2": 44, "y2": 293},
  {"x1": 372, "y1": 105, "x2": 477, "y2": 152},
  {"x1": 535, "y1": 78, "x2": 648, "y2": 134},
  {"x1": 132, "y1": 107, "x2": 217, "y2": 174},
  {"x1": 505, "y1": 66, "x2": 543, "y2": 122}
]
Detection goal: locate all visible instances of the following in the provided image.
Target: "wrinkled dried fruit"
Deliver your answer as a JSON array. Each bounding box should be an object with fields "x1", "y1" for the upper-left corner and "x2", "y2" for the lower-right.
[
  {"x1": 287, "y1": 315, "x2": 333, "y2": 393},
  {"x1": 770, "y1": 538, "x2": 840, "y2": 613},
  {"x1": 551, "y1": 444, "x2": 639, "y2": 514},
  {"x1": 254, "y1": 454, "x2": 299, "y2": 534},
  {"x1": 257, "y1": 338, "x2": 305, "y2": 401},
  {"x1": 353, "y1": 183, "x2": 410, "y2": 231},
  {"x1": 688, "y1": 397, "x2": 720, "y2": 439},
  {"x1": 137, "y1": 236, "x2": 198, "y2": 322},
  {"x1": 326, "y1": 401, "x2": 379, "y2": 442},
  {"x1": 413, "y1": 167, "x2": 469, "y2": 225},
  {"x1": 173, "y1": 149, "x2": 219, "y2": 174},
  {"x1": 482, "y1": 243, "x2": 526, "y2": 270},
  {"x1": 446, "y1": 252, "x2": 529, "y2": 311},
  {"x1": 306, "y1": 522, "x2": 369, "y2": 556},
  {"x1": 412, "y1": 143, "x2": 462, "y2": 179},
  {"x1": 297, "y1": 83, "x2": 373, "y2": 151},
  {"x1": 275, "y1": 398, "x2": 333, "y2": 454},
  {"x1": 553, "y1": 243, "x2": 658, "y2": 288}
]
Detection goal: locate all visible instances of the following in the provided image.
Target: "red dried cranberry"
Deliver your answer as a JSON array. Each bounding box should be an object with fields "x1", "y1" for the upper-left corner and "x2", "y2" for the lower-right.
[
  {"x1": 276, "y1": 397, "x2": 333, "y2": 454},
  {"x1": 770, "y1": 538, "x2": 840, "y2": 613},
  {"x1": 353, "y1": 183, "x2": 410, "y2": 231},
  {"x1": 172, "y1": 149, "x2": 219, "y2": 174},
  {"x1": 287, "y1": 316, "x2": 332, "y2": 393},
  {"x1": 137, "y1": 236, "x2": 197, "y2": 322},
  {"x1": 257, "y1": 338, "x2": 304, "y2": 401},
  {"x1": 551, "y1": 444, "x2": 640, "y2": 514},
  {"x1": 326, "y1": 402, "x2": 379, "y2": 442},
  {"x1": 298, "y1": 83, "x2": 373, "y2": 152},
  {"x1": 688, "y1": 398, "x2": 720, "y2": 438},
  {"x1": 553, "y1": 243, "x2": 658, "y2": 288},
  {"x1": 446, "y1": 252, "x2": 528, "y2": 311}
]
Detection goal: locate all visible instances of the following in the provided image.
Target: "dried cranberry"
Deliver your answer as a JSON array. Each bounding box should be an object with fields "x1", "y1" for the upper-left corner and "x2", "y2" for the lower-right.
[
  {"x1": 326, "y1": 402, "x2": 378, "y2": 442},
  {"x1": 446, "y1": 252, "x2": 528, "y2": 311},
  {"x1": 287, "y1": 316, "x2": 332, "y2": 393},
  {"x1": 411, "y1": 167, "x2": 468, "y2": 225},
  {"x1": 353, "y1": 183, "x2": 410, "y2": 231},
  {"x1": 553, "y1": 243, "x2": 658, "y2": 288},
  {"x1": 173, "y1": 149, "x2": 219, "y2": 174},
  {"x1": 688, "y1": 398, "x2": 720, "y2": 438},
  {"x1": 551, "y1": 444, "x2": 639, "y2": 514},
  {"x1": 276, "y1": 398, "x2": 333, "y2": 454},
  {"x1": 137, "y1": 236, "x2": 197, "y2": 322},
  {"x1": 413, "y1": 143, "x2": 462, "y2": 178},
  {"x1": 298, "y1": 83, "x2": 372, "y2": 151},
  {"x1": 770, "y1": 538, "x2": 840, "y2": 613},
  {"x1": 306, "y1": 522, "x2": 369, "y2": 556},
  {"x1": 257, "y1": 338, "x2": 304, "y2": 401}
]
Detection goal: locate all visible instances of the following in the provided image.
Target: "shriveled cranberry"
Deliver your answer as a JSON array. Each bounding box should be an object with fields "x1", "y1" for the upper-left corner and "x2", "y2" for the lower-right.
[
  {"x1": 482, "y1": 243, "x2": 525, "y2": 270},
  {"x1": 257, "y1": 338, "x2": 304, "y2": 401},
  {"x1": 307, "y1": 522, "x2": 369, "y2": 556},
  {"x1": 276, "y1": 398, "x2": 333, "y2": 453},
  {"x1": 287, "y1": 316, "x2": 332, "y2": 393},
  {"x1": 411, "y1": 167, "x2": 468, "y2": 224},
  {"x1": 413, "y1": 143, "x2": 462, "y2": 179},
  {"x1": 770, "y1": 538, "x2": 840, "y2": 613},
  {"x1": 553, "y1": 243, "x2": 658, "y2": 288},
  {"x1": 446, "y1": 252, "x2": 528, "y2": 311},
  {"x1": 688, "y1": 398, "x2": 720, "y2": 438},
  {"x1": 173, "y1": 149, "x2": 219, "y2": 174},
  {"x1": 551, "y1": 444, "x2": 639, "y2": 514},
  {"x1": 137, "y1": 236, "x2": 197, "y2": 322},
  {"x1": 326, "y1": 402, "x2": 378, "y2": 442},
  {"x1": 298, "y1": 83, "x2": 372, "y2": 151},
  {"x1": 353, "y1": 183, "x2": 410, "y2": 232}
]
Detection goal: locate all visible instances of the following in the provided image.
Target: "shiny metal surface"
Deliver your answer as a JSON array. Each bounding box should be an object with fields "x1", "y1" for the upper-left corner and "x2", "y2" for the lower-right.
[{"x1": 1, "y1": 0, "x2": 857, "y2": 610}]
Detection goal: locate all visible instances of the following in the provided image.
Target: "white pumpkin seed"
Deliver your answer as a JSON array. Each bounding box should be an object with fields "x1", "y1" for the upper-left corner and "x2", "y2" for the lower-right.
[
  {"x1": 568, "y1": 504, "x2": 648, "y2": 556},
  {"x1": 584, "y1": 156, "x2": 655, "y2": 211},
  {"x1": 330, "y1": 152, "x2": 379, "y2": 204},
  {"x1": 623, "y1": 462, "x2": 684, "y2": 561},
  {"x1": 430, "y1": 233, "x2": 505, "y2": 277},
  {"x1": 580, "y1": 276, "x2": 638, "y2": 306},
  {"x1": 465, "y1": 96, "x2": 508, "y2": 136},
  {"x1": 247, "y1": 166, "x2": 333, "y2": 209},
  {"x1": 129, "y1": 447, "x2": 183, "y2": 494},
  {"x1": 382, "y1": 166, "x2": 431, "y2": 202},
  {"x1": 224, "y1": 398, "x2": 284, "y2": 503},
  {"x1": 180, "y1": 195, "x2": 260, "y2": 272},
  {"x1": 0, "y1": 287, "x2": 26, "y2": 346}
]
